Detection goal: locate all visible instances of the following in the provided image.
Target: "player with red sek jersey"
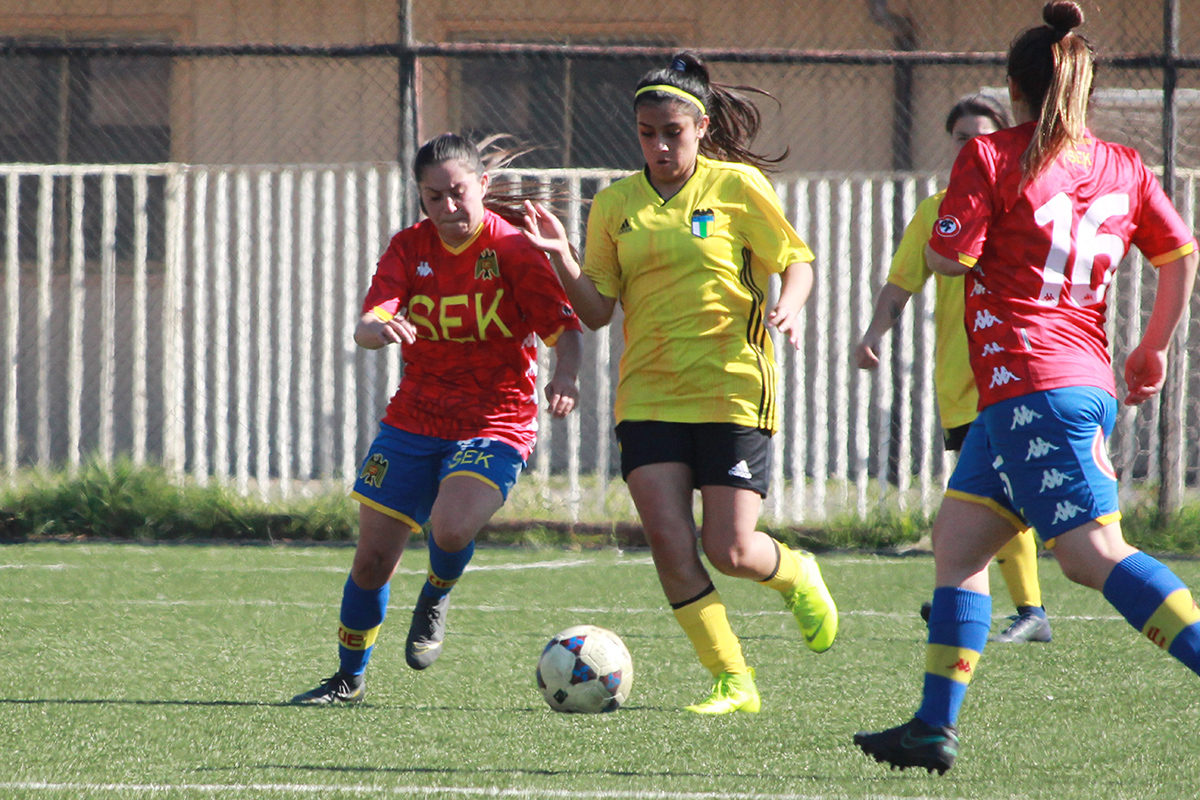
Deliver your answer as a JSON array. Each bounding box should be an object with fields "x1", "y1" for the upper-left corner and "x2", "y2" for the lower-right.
[
  {"x1": 363, "y1": 209, "x2": 579, "y2": 461},
  {"x1": 856, "y1": 2, "x2": 1200, "y2": 776},
  {"x1": 933, "y1": 121, "x2": 1194, "y2": 406},
  {"x1": 291, "y1": 133, "x2": 582, "y2": 706}
]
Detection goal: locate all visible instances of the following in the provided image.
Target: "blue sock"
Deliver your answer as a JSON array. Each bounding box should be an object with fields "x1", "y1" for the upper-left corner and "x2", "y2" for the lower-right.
[
  {"x1": 421, "y1": 538, "x2": 475, "y2": 599},
  {"x1": 916, "y1": 586, "x2": 991, "y2": 728},
  {"x1": 338, "y1": 575, "x2": 389, "y2": 677},
  {"x1": 1103, "y1": 552, "x2": 1200, "y2": 674}
]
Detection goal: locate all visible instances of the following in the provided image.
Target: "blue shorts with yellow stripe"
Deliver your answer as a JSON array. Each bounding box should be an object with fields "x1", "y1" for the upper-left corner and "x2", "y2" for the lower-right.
[
  {"x1": 946, "y1": 386, "x2": 1120, "y2": 541},
  {"x1": 350, "y1": 423, "x2": 525, "y2": 533}
]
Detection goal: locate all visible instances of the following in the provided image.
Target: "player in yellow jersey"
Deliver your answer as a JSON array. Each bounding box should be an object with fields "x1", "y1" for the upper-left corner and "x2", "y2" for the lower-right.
[
  {"x1": 856, "y1": 95, "x2": 1053, "y2": 645},
  {"x1": 522, "y1": 51, "x2": 837, "y2": 714}
]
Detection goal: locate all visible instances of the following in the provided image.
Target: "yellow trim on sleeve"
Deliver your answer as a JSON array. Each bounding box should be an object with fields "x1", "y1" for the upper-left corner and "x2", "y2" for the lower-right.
[
  {"x1": 540, "y1": 324, "x2": 565, "y2": 347},
  {"x1": 1149, "y1": 241, "x2": 1196, "y2": 267},
  {"x1": 958, "y1": 253, "x2": 978, "y2": 268},
  {"x1": 350, "y1": 491, "x2": 422, "y2": 532},
  {"x1": 371, "y1": 306, "x2": 394, "y2": 322}
]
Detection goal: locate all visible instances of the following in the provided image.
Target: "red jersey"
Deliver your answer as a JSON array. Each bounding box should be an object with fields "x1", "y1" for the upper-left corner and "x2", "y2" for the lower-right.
[
  {"x1": 930, "y1": 121, "x2": 1196, "y2": 408},
  {"x1": 362, "y1": 210, "x2": 581, "y2": 459}
]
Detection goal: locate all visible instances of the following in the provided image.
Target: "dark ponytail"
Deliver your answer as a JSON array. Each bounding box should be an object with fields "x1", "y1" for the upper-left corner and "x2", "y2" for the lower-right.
[{"x1": 634, "y1": 51, "x2": 786, "y2": 171}]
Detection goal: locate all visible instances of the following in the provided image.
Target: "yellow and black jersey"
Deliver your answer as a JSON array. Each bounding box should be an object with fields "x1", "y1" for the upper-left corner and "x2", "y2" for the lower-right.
[{"x1": 584, "y1": 155, "x2": 813, "y2": 432}]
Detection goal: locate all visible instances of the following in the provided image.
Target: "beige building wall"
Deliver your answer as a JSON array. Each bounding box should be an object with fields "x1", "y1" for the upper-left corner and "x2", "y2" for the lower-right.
[{"x1": 0, "y1": 0, "x2": 1189, "y2": 170}]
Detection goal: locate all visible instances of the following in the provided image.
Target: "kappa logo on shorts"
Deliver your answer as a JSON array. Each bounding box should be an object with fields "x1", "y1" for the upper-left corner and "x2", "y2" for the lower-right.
[
  {"x1": 359, "y1": 453, "x2": 389, "y2": 488},
  {"x1": 416, "y1": 261, "x2": 432, "y2": 276},
  {"x1": 1010, "y1": 405, "x2": 1044, "y2": 429},
  {"x1": 728, "y1": 460, "x2": 753, "y2": 480},
  {"x1": 691, "y1": 209, "x2": 715, "y2": 238},
  {"x1": 981, "y1": 342, "x2": 1003, "y2": 356},
  {"x1": 1039, "y1": 468, "x2": 1071, "y2": 492},
  {"x1": 1025, "y1": 437, "x2": 1060, "y2": 461},
  {"x1": 934, "y1": 215, "x2": 961, "y2": 236},
  {"x1": 474, "y1": 248, "x2": 500, "y2": 280},
  {"x1": 1051, "y1": 500, "x2": 1087, "y2": 525}
]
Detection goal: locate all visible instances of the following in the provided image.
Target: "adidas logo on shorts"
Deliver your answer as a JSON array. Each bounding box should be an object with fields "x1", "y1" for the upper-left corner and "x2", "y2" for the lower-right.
[{"x1": 728, "y1": 460, "x2": 753, "y2": 480}]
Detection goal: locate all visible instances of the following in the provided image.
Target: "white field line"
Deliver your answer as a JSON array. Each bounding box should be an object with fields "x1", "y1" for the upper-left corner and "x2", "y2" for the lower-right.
[
  {"x1": 0, "y1": 593, "x2": 1129, "y2": 622},
  {"x1": 0, "y1": 553, "x2": 1129, "y2": 621},
  {"x1": 0, "y1": 781, "x2": 973, "y2": 800},
  {"x1": 0, "y1": 558, "x2": 657, "y2": 574}
]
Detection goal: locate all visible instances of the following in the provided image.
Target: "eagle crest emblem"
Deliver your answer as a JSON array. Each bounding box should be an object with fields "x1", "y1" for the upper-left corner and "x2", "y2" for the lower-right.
[{"x1": 474, "y1": 248, "x2": 500, "y2": 280}]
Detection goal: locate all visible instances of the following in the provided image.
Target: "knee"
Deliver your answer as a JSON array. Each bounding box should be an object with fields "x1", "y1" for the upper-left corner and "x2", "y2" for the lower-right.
[
  {"x1": 702, "y1": 539, "x2": 754, "y2": 577},
  {"x1": 428, "y1": 516, "x2": 479, "y2": 553},
  {"x1": 1056, "y1": 557, "x2": 1105, "y2": 590},
  {"x1": 350, "y1": 548, "x2": 397, "y2": 589}
]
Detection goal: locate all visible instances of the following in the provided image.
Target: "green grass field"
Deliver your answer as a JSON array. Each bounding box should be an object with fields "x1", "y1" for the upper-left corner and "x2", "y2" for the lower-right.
[{"x1": 2, "y1": 542, "x2": 1198, "y2": 799}]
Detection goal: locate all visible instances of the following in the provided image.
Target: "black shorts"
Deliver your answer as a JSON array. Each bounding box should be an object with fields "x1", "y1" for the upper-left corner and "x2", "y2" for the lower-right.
[
  {"x1": 614, "y1": 420, "x2": 773, "y2": 497},
  {"x1": 943, "y1": 421, "x2": 974, "y2": 453}
]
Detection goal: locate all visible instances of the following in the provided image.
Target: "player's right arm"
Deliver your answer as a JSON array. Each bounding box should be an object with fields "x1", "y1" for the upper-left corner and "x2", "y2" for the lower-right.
[
  {"x1": 855, "y1": 282, "x2": 914, "y2": 369},
  {"x1": 857, "y1": 196, "x2": 937, "y2": 368},
  {"x1": 356, "y1": 232, "x2": 420, "y2": 349},
  {"x1": 355, "y1": 309, "x2": 418, "y2": 349},
  {"x1": 520, "y1": 201, "x2": 617, "y2": 329}
]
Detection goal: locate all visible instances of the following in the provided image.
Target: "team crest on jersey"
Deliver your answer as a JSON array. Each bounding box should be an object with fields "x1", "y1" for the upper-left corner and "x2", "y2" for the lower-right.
[
  {"x1": 618, "y1": 218, "x2": 633, "y2": 234},
  {"x1": 934, "y1": 215, "x2": 961, "y2": 237},
  {"x1": 474, "y1": 248, "x2": 500, "y2": 280},
  {"x1": 691, "y1": 209, "x2": 715, "y2": 238},
  {"x1": 359, "y1": 453, "x2": 388, "y2": 488}
]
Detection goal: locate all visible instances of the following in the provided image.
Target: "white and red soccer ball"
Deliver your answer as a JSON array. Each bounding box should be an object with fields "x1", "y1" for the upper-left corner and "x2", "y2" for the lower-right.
[{"x1": 536, "y1": 624, "x2": 633, "y2": 713}]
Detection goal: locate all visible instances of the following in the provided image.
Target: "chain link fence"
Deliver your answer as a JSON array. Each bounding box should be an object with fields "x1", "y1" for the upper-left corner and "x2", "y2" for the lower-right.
[{"x1": 2, "y1": 0, "x2": 1199, "y2": 522}]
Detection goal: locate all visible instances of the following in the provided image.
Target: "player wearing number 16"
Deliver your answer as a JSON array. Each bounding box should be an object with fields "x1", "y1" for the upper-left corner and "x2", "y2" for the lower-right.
[{"x1": 855, "y1": 0, "x2": 1200, "y2": 775}]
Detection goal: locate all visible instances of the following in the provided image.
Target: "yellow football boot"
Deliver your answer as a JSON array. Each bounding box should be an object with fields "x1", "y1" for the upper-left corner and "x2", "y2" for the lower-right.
[
  {"x1": 684, "y1": 668, "x2": 761, "y2": 714},
  {"x1": 783, "y1": 549, "x2": 838, "y2": 653}
]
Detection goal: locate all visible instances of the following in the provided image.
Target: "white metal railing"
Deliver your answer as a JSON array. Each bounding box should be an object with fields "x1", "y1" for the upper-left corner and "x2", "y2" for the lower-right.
[{"x1": 1, "y1": 163, "x2": 1196, "y2": 522}]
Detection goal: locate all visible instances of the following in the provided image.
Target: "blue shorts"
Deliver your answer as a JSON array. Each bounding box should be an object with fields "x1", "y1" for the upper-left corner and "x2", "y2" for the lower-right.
[
  {"x1": 946, "y1": 387, "x2": 1120, "y2": 541},
  {"x1": 350, "y1": 424, "x2": 525, "y2": 533}
]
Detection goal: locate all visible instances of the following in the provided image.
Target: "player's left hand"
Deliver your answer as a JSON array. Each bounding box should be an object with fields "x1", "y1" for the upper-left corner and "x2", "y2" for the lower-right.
[
  {"x1": 545, "y1": 374, "x2": 579, "y2": 418},
  {"x1": 1123, "y1": 343, "x2": 1167, "y2": 405},
  {"x1": 767, "y1": 302, "x2": 803, "y2": 349}
]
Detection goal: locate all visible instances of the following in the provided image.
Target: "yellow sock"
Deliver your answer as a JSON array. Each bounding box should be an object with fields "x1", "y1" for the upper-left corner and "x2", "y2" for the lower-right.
[
  {"x1": 996, "y1": 527, "x2": 1042, "y2": 609},
  {"x1": 759, "y1": 538, "x2": 801, "y2": 594},
  {"x1": 672, "y1": 586, "x2": 748, "y2": 678}
]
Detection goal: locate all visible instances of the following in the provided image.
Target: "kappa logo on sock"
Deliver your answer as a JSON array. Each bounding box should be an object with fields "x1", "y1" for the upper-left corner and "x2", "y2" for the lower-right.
[
  {"x1": 948, "y1": 657, "x2": 973, "y2": 676},
  {"x1": 427, "y1": 573, "x2": 458, "y2": 590},
  {"x1": 728, "y1": 460, "x2": 753, "y2": 480}
]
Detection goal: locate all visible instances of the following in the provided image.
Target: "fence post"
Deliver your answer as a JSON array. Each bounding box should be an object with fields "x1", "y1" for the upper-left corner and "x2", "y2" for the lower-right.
[
  {"x1": 397, "y1": 0, "x2": 419, "y2": 227},
  {"x1": 1158, "y1": 0, "x2": 1184, "y2": 516}
]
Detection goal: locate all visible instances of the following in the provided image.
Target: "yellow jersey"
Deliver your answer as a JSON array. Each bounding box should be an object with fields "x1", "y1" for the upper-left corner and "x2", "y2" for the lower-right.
[
  {"x1": 583, "y1": 155, "x2": 813, "y2": 432},
  {"x1": 886, "y1": 191, "x2": 978, "y2": 430}
]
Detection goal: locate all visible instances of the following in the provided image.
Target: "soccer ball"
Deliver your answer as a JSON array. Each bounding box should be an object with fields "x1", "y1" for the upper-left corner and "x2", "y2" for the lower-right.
[{"x1": 536, "y1": 624, "x2": 633, "y2": 713}]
